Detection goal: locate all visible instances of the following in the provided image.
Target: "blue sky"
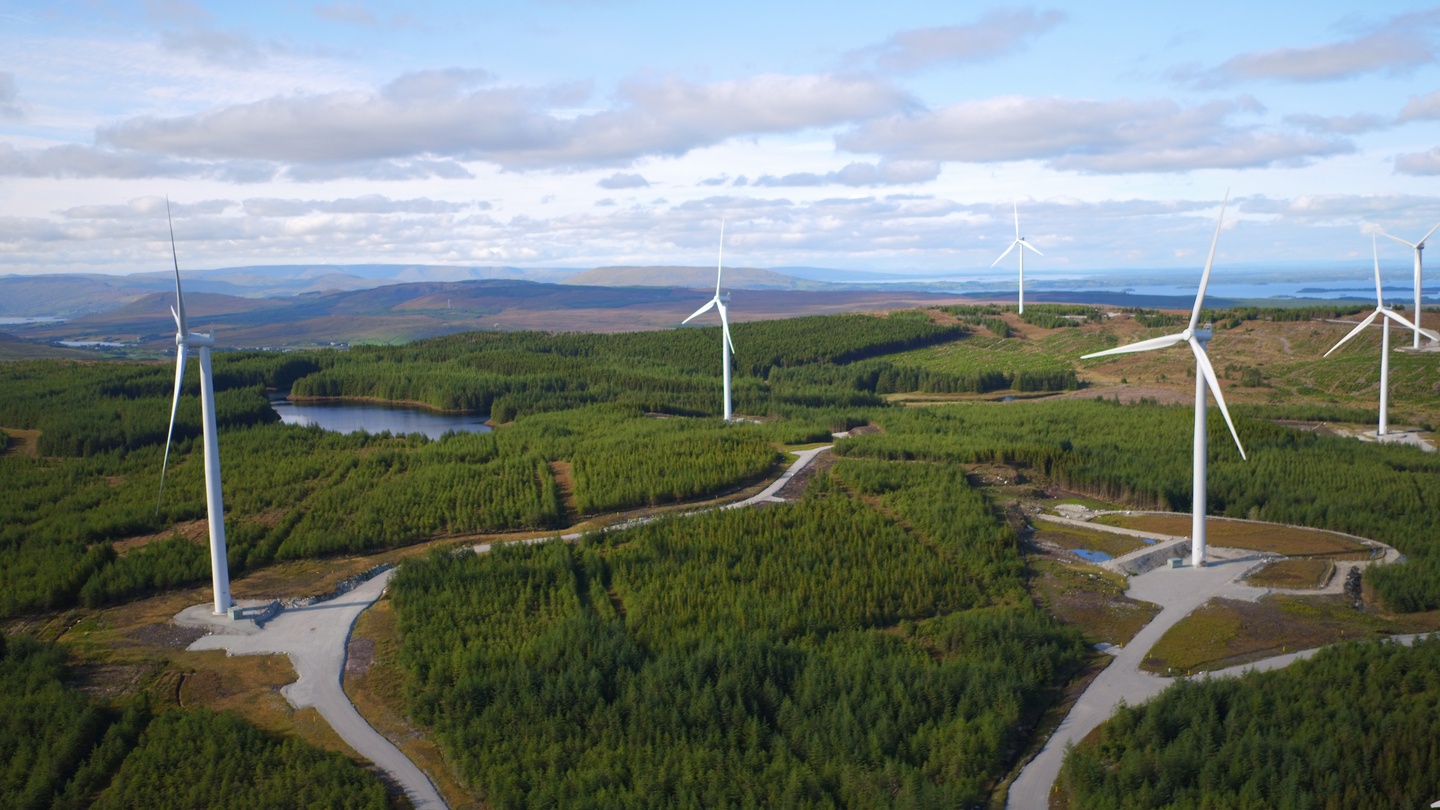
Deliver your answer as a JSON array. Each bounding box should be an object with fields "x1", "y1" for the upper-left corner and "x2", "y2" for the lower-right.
[{"x1": 2, "y1": 1, "x2": 1439, "y2": 279}]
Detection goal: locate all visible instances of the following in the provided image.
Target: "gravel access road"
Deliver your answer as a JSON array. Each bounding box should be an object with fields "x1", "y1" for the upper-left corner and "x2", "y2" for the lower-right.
[{"x1": 184, "y1": 444, "x2": 834, "y2": 810}]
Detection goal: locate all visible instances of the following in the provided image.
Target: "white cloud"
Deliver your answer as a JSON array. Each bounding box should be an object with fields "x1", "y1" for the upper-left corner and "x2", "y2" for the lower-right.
[
  {"x1": 1399, "y1": 89, "x2": 1440, "y2": 121},
  {"x1": 0, "y1": 142, "x2": 278, "y2": 181},
  {"x1": 95, "y1": 70, "x2": 912, "y2": 172},
  {"x1": 0, "y1": 71, "x2": 21, "y2": 118},
  {"x1": 160, "y1": 27, "x2": 265, "y2": 66},
  {"x1": 58, "y1": 197, "x2": 233, "y2": 220},
  {"x1": 1173, "y1": 9, "x2": 1440, "y2": 86},
  {"x1": 752, "y1": 160, "x2": 940, "y2": 187},
  {"x1": 597, "y1": 172, "x2": 650, "y2": 189},
  {"x1": 837, "y1": 95, "x2": 1352, "y2": 173},
  {"x1": 314, "y1": 2, "x2": 379, "y2": 26},
  {"x1": 282, "y1": 158, "x2": 474, "y2": 182},
  {"x1": 1283, "y1": 112, "x2": 1389, "y2": 134},
  {"x1": 142, "y1": 0, "x2": 212, "y2": 27},
  {"x1": 1395, "y1": 148, "x2": 1440, "y2": 176},
  {"x1": 849, "y1": 9, "x2": 1067, "y2": 72},
  {"x1": 1236, "y1": 193, "x2": 1440, "y2": 230},
  {"x1": 241, "y1": 195, "x2": 478, "y2": 217}
]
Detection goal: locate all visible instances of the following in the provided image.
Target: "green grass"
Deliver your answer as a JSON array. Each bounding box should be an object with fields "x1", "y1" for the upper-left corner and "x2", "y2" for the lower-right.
[
  {"x1": 1246, "y1": 558, "x2": 1335, "y2": 589},
  {"x1": 1037, "y1": 524, "x2": 1149, "y2": 559}
]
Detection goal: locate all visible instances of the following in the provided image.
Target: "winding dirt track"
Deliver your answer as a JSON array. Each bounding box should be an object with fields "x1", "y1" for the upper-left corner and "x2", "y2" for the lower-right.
[{"x1": 183, "y1": 445, "x2": 833, "y2": 810}]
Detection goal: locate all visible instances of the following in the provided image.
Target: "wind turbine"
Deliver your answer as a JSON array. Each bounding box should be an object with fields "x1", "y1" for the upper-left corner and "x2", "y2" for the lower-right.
[
  {"x1": 682, "y1": 221, "x2": 735, "y2": 422},
  {"x1": 157, "y1": 199, "x2": 233, "y2": 616},
  {"x1": 990, "y1": 201, "x2": 1042, "y2": 314},
  {"x1": 1324, "y1": 235, "x2": 1440, "y2": 436},
  {"x1": 1378, "y1": 220, "x2": 1440, "y2": 348},
  {"x1": 1081, "y1": 194, "x2": 1246, "y2": 568}
]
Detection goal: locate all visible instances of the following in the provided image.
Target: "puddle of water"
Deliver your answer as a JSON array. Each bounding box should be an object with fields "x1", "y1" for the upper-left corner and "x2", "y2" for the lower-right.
[
  {"x1": 1141, "y1": 537, "x2": 1156, "y2": 545},
  {"x1": 1072, "y1": 549, "x2": 1113, "y2": 563}
]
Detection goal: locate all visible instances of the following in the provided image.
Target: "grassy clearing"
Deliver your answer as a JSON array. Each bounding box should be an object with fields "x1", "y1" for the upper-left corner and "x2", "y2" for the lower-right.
[
  {"x1": 1028, "y1": 557, "x2": 1160, "y2": 647},
  {"x1": 346, "y1": 597, "x2": 479, "y2": 810},
  {"x1": 1037, "y1": 523, "x2": 1149, "y2": 559},
  {"x1": 1246, "y1": 557, "x2": 1335, "y2": 589},
  {"x1": 1141, "y1": 595, "x2": 1440, "y2": 674},
  {"x1": 46, "y1": 586, "x2": 365, "y2": 762},
  {"x1": 1045, "y1": 494, "x2": 1128, "y2": 512},
  {"x1": 1, "y1": 427, "x2": 39, "y2": 457},
  {"x1": 1094, "y1": 513, "x2": 1370, "y2": 556}
]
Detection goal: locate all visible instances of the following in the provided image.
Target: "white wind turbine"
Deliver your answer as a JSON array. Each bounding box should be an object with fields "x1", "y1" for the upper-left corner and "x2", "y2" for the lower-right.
[
  {"x1": 1324, "y1": 235, "x2": 1440, "y2": 436},
  {"x1": 156, "y1": 199, "x2": 233, "y2": 616},
  {"x1": 1081, "y1": 194, "x2": 1246, "y2": 568},
  {"x1": 990, "y1": 201, "x2": 1042, "y2": 314},
  {"x1": 1378, "y1": 219, "x2": 1440, "y2": 349},
  {"x1": 682, "y1": 221, "x2": 735, "y2": 422}
]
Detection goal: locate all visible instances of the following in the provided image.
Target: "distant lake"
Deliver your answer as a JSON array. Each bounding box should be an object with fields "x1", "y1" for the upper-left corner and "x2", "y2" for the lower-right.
[{"x1": 271, "y1": 400, "x2": 492, "y2": 439}]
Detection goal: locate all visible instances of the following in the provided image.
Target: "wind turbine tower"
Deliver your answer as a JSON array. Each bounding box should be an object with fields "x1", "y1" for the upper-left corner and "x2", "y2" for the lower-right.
[
  {"x1": 682, "y1": 221, "x2": 736, "y2": 421},
  {"x1": 1324, "y1": 235, "x2": 1440, "y2": 436},
  {"x1": 157, "y1": 200, "x2": 233, "y2": 616},
  {"x1": 1379, "y1": 220, "x2": 1440, "y2": 348},
  {"x1": 991, "y1": 202, "x2": 1042, "y2": 314},
  {"x1": 1081, "y1": 194, "x2": 1246, "y2": 567}
]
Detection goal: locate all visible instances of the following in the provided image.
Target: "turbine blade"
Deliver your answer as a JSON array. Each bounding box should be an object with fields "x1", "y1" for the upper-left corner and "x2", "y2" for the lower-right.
[
  {"x1": 715, "y1": 219, "x2": 725, "y2": 296},
  {"x1": 1323, "y1": 310, "x2": 1381, "y2": 357},
  {"x1": 1420, "y1": 220, "x2": 1440, "y2": 247},
  {"x1": 1020, "y1": 240, "x2": 1043, "y2": 256},
  {"x1": 720, "y1": 304, "x2": 735, "y2": 354},
  {"x1": 166, "y1": 197, "x2": 187, "y2": 335},
  {"x1": 682, "y1": 298, "x2": 717, "y2": 324},
  {"x1": 1379, "y1": 231, "x2": 1417, "y2": 249},
  {"x1": 1081, "y1": 331, "x2": 1187, "y2": 359},
  {"x1": 1372, "y1": 234, "x2": 1383, "y2": 305},
  {"x1": 1190, "y1": 337, "x2": 1246, "y2": 460},
  {"x1": 1379, "y1": 308, "x2": 1432, "y2": 337},
  {"x1": 990, "y1": 241, "x2": 1018, "y2": 267},
  {"x1": 157, "y1": 345, "x2": 187, "y2": 514},
  {"x1": 1190, "y1": 190, "x2": 1229, "y2": 331},
  {"x1": 1013, "y1": 201, "x2": 1020, "y2": 240}
]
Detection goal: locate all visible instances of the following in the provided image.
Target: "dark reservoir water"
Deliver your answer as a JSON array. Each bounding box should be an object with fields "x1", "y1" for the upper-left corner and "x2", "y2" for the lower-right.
[{"x1": 271, "y1": 400, "x2": 492, "y2": 440}]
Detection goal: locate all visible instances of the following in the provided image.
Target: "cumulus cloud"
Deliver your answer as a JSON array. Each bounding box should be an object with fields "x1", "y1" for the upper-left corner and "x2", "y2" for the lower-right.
[
  {"x1": 242, "y1": 195, "x2": 478, "y2": 217},
  {"x1": 160, "y1": 27, "x2": 265, "y2": 66},
  {"x1": 58, "y1": 197, "x2": 234, "y2": 220},
  {"x1": 1395, "y1": 148, "x2": 1440, "y2": 176},
  {"x1": 597, "y1": 172, "x2": 650, "y2": 189},
  {"x1": 837, "y1": 95, "x2": 1352, "y2": 173},
  {"x1": 96, "y1": 70, "x2": 911, "y2": 172},
  {"x1": 1283, "y1": 112, "x2": 1389, "y2": 134},
  {"x1": 143, "y1": 0, "x2": 213, "y2": 26},
  {"x1": 850, "y1": 9, "x2": 1067, "y2": 72},
  {"x1": 314, "y1": 2, "x2": 378, "y2": 26},
  {"x1": 0, "y1": 72, "x2": 21, "y2": 118},
  {"x1": 0, "y1": 143, "x2": 278, "y2": 181},
  {"x1": 1173, "y1": 9, "x2": 1440, "y2": 86},
  {"x1": 283, "y1": 158, "x2": 474, "y2": 182},
  {"x1": 752, "y1": 160, "x2": 940, "y2": 187},
  {"x1": 1235, "y1": 194, "x2": 1440, "y2": 236},
  {"x1": 1399, "y1": 90, "x2": 1440, "y2": 122}
]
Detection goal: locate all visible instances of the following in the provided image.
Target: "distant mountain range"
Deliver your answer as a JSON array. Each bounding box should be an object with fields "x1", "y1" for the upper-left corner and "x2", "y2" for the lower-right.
[
  {"x1": 4, "y1": 278, "x2": 980, "y2": 350},
  {"x1": 564, "y1": 265, "x2": 834, "y2": 290}
]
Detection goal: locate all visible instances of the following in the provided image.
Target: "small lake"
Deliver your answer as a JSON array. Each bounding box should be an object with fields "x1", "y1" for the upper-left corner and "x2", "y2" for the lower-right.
[{"x1": 271, "y1": 400, "x2": 492, "y2": 440}]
